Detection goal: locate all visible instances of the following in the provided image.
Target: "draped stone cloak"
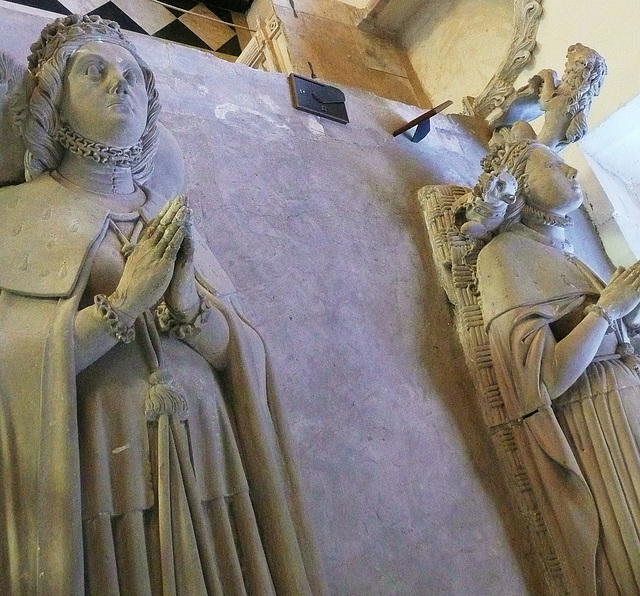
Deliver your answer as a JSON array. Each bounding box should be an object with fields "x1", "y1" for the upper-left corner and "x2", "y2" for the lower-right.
[
  {"x1": 477, "y1": 227, "x2": 604, "y2": 595},
  {"x1": 0, "y1": 173, "x2": 325, "y2": 596}
]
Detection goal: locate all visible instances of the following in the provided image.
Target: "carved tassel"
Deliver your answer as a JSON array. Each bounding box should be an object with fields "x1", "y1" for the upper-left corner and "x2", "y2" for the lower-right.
[{"x1": 145, "y1": 369, "x2": 188, "y2": 421}]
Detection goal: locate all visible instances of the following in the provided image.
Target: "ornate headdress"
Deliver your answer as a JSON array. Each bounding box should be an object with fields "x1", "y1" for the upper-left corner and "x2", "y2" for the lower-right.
[
  {"x1": 27, "y1": 14, "x2": 134, "y2": 77},
  {"x1": 481, "y1": 137, "x2": 538, "y2": 182},
  {"x1": 501, "y1": 138, "x2": 538, "y2": 174}
]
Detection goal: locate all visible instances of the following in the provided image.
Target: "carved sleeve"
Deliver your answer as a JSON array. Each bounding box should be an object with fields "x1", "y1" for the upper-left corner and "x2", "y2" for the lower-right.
[
  {"x1": 172, "y1": 295, "x2": 230, "y2": 370},
  {"x1": 73, "y1": 301, "x2": 133, "y2": 373}
]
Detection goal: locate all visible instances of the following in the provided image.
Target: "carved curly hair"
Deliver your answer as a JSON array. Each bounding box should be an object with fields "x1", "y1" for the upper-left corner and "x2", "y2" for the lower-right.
[
  {"x1": 560, "y1": 43, "x2": 607, "y2": 146},
  {"x1": 22, "y1": 15, "x2": 160, "y2": 184}
]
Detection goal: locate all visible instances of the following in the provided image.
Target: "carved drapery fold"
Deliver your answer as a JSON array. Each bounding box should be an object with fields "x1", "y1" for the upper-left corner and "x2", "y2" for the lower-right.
[{"x1": 419, "y1": 184, "x2": 571, "y2": 595}]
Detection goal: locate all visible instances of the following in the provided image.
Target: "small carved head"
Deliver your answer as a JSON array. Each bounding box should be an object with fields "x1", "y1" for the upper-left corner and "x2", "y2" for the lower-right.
[
  {"x1": 481, "y1": 166, "x2": 517, "y2": 206},
  {"x1": 563, "y1": 44, "x2": 607, "y2": 94},
  {"x1": 22, "y1": 15, "x2": 160, "y2": 183}
]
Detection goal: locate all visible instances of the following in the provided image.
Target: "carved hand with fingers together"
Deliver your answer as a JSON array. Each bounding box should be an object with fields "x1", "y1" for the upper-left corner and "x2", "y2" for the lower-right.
[
  {"x1": 598, "y1": 261, "x2": 640, "y2": 323},
  {"x1": 110, "y1": 195, "x2": 190, "y2": 320}
]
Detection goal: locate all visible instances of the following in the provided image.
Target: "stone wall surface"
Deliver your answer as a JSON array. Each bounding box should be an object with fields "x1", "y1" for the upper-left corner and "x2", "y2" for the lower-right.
[
  {"x1": 382, "y1": 0, "x2": 514, "y2": 113},
  {"x1": 0, "y1": 5, "x2": 539, "y2": 594},
  {"x1": 248, "y1": 0, "x2": 429, "y2": 108}
]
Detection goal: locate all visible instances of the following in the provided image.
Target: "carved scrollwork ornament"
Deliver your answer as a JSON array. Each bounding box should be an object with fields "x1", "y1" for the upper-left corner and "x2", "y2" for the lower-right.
[{"x1": 464, "y1": 0, "x2": 544, "y2": 119}]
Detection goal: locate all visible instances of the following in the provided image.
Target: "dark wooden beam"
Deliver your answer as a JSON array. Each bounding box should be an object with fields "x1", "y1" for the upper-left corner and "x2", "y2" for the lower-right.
[{"x1": 392, "y1": 100, "x2": 453, "y2": 139}]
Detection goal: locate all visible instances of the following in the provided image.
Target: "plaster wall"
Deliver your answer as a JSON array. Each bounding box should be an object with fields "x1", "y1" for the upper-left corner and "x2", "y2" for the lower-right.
[
  {"x1": 388, "y1": 0, "x2": 640, "y2": 127},
  {"x1": 0, "y1": 4, "x2": 539, "y2": 594},
  {"x1": 371, "y1": 0, "x2": 423, "y2": 31},
  {"x1": 388, "y1": 0, "x2": 514, "y2": 112},
  {"x1": 568, "y1": 103, "x2": 640, "y2": 267}
]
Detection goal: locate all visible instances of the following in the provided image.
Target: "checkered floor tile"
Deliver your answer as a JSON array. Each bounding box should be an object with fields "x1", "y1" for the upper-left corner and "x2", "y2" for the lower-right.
[{"x1": 4, "y1": 0, "x2": 252, "y2": 60}]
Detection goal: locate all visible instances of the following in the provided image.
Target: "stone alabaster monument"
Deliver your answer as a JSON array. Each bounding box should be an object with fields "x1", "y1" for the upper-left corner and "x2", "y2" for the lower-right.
[
  {"x1": 423, "y1": 46, "x2": 640, "y2": 594},
  {"x1": 0, "y1": 15, "x2": 325, "y2": 595}
]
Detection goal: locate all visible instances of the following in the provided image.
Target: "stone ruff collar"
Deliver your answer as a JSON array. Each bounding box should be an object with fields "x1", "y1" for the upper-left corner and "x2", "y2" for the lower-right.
[
  {"x1": 56, "y1": 123, "x2": 142, "y2": 168},
  {"x1": 522, "y1": 203, "x2": 574, "y2": 228}
]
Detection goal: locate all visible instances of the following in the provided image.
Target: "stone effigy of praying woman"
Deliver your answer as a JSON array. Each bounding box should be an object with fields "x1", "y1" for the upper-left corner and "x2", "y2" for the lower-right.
[
  {"x1": 0, "y1": 14, "x2": 325, "y2": 596},
  {"x1": 476, "y1": 138, "x2": 640, "y2": 594}
]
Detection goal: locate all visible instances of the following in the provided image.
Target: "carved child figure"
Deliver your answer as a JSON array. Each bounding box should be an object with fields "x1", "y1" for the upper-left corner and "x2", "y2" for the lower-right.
[
  {"x1": 489, "y1": 43, "x2": 607, "y2": 151},
  {"x1": 535, "y1": 43, "x2": 607, "y2": 148}
]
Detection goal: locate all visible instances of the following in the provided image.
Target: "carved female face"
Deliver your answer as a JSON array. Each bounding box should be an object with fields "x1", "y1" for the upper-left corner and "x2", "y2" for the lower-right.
[
  {"x1": 524, "y1": 146, "x2": 583, "y2": 215},
  {"x1": 60, "y1": 41, "x2": 148, "y2": 147}
]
